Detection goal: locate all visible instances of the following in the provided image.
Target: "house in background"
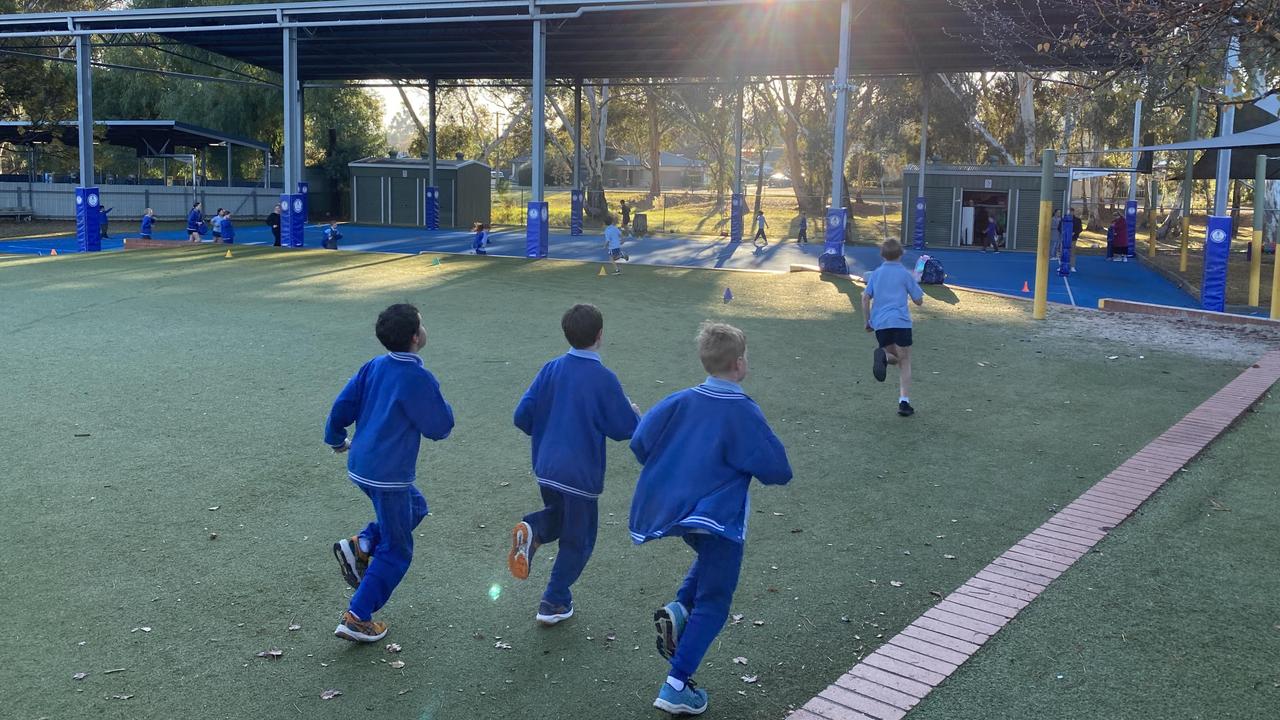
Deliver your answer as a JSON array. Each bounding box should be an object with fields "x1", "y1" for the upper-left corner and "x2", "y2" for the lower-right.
[{"x1": 605, "y1": 151, "x2": 707, "y2": 189}]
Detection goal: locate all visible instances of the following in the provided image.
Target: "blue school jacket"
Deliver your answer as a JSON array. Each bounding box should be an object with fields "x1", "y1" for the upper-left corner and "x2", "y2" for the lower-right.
[
  {"x1": 187, "y1": 208, "x2": 202, "y2": 233},
  {"x1": 628, "y1": 377, "x2": 791, "y2": 544},
  {"x1": 140, "y1": 214, "x2": 154, "y2": 237},
  {"x1": 513, "y1": 349, "x2": 638, "y2": 499},
  {"x1": 221, "y1": 218, "x2": 235, "y2": 243},
  {"x1": 324, "y1": 352, "x2": 454, "y2": 489}
]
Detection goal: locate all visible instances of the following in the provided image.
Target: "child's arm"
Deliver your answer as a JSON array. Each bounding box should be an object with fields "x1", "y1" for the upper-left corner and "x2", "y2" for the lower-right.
[
  {"x1": 629, "y1": 395, "x2": 675, "y2": 465},
  {"x1": 736, "y1": 407, "x2": 793, "y2": 486},
  {"x1": 908, "y1": 275, "x2": 924, "y2": 307},
  {"x1": 600, "y1": 373, "x2": 641, "y2": 441},
  {"x1": 324, "y1": 369, "x2": 366, "y2": 449},
  {"x1": 513, "y1": 368, "x2": 544, "y2": 436},
  {"x1": 404, "y1": 371, "x2": 455, "y2": 441},
  {"x1": 861, "y1": 273, "x2": 875, "y2": 331}
]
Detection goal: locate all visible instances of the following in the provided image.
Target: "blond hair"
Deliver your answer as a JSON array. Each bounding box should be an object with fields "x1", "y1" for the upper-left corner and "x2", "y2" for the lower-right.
[
  {"x1": 697, "y1": 321, "x2": 747, "y2": 374},
  {"x1": 880, "y1": 238, "x2": 903, "y2": 261}
]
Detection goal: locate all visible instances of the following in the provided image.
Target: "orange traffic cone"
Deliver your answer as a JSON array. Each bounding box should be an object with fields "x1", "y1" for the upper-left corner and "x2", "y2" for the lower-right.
[{"x1": 1021, "y1": 280, "x2": 1030, "y2": 293}]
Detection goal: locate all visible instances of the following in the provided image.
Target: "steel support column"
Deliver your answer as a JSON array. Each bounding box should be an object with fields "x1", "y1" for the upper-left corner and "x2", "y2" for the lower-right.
[
  {"x1": 825, "y1": 0, "x2": 853, "y2": 254},
  {"x1": 428, "y1": 77, "x2": 437, "y2": 187},
  {"x1": 281, "y1": 26, "x2": 300, "y2": 193},
  {"x1": 74, "y1": 34, "x2": 94, "y2": 186}
]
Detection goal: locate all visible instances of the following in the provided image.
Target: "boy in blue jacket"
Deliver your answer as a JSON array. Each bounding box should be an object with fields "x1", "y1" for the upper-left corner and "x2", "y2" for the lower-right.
[
  {"x1": 220, "y1": 212, "x2": 235, "y2": 244},
  {"x1": 326, "y1": 303, "x2": 455, "y2": 642},
  {"x1": 323, "y1": 221, "x2": 342, "y2": 250},
  {"x1": 628, "y1": 322, "x2": 792, "y2": 716},
  {"x1": 140, "y1": 208, "x2": 155, "y2": 239},
  {"x1": 508, "y1": 304, "x2": 640, "y2": 625}
]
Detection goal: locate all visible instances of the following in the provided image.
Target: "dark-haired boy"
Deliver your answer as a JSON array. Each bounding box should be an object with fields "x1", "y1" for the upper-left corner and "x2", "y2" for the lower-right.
[
  {"x1": 863, "y1": 239, "x2": 924, "y2": 417},
  {"x1": 507, "y1": 304, "x2": 640, "y2": 625},
  {"x1": 629, "y1": 321, "x2": 792, "y2": 715},
  {"x1": 326, "y1": 303, "x2": 455, "y2": 642}
]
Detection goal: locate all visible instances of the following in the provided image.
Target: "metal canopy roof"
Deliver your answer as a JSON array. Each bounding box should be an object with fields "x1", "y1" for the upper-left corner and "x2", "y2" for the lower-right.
[
  {"x1": 0, "y1": 0, "x2": 1122, "y2": 81},
  {"x1": 0, "y1": 120, "x2": 270, "y2": 154}
]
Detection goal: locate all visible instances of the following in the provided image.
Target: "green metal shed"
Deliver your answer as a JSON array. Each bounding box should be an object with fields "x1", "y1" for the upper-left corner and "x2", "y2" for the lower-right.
[
  {"x1": 901, "y1": 164, "x2": 1070, "y2": 251},
  {"x1": 349, "y1": 157, "x2": 491, "y2": 229}
]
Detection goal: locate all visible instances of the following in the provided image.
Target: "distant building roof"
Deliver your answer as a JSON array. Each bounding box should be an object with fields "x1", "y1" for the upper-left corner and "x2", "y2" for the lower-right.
[
  {"x1": 350, "y1": 157, "x2": 490, "y2": 170},
  {"x1": 608, "y1": 152, "x2": 706, "y2": 168}
]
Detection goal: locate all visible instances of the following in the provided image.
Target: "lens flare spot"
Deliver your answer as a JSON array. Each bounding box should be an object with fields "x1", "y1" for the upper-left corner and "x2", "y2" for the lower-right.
[{"x1": 488, "y1": 584, "x2": 502, "y2": 602}]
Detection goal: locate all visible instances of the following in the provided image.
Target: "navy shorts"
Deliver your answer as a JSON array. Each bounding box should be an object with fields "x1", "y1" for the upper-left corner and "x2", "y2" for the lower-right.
[
  {"x1": 609, "y1": 247, "x2": 623, "y2": 259},
  {"x1": 875, "y1": 328, "x2": 913, "y2": 348}
]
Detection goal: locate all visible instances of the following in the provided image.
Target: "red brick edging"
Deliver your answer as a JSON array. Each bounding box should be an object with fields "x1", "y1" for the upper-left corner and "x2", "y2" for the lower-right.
[{"x1": 789, "y1": 350, "x2": 1280, "y2": 720}]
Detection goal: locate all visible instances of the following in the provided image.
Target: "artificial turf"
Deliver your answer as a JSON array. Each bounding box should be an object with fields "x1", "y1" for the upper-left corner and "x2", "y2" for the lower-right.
[
  {"x1": 0, "y1": 246, "x2": 1251, "y2": 719},
  {"x1": 908, "y1": 393, "x2": 1280, "y2": 720}
]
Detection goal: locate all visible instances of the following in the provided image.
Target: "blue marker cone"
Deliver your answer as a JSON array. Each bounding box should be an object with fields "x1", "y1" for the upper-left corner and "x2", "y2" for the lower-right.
[{"x1": 723, "y1": 287, "x2": 733, "y2": 303}]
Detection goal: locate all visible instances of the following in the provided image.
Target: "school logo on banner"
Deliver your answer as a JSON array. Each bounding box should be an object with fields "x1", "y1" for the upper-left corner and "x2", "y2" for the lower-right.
[
  {"x1": 88, "y1": 193, "x2": 98, "y2": 207},
  {"x1": 293, "y1": 199, "x2": 303, "y2": 213},
  {"x1": 1210, "y1": 228, "x2": 1228, "y2": 244}
]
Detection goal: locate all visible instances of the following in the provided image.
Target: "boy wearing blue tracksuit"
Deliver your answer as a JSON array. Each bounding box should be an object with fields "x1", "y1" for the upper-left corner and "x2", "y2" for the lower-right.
[
  {"x1": 326, "y1": 303, "x2": 455, "y2": 643},
  {"x1": 629, "y1": 322, "x2": 792, "y2": 716},
  {"x1": 140, "y1": 208, "x2": 155, "y2": 239},
  {"x1": 221, "y1": 212, "x2": 235, "y2": 244},
  {"x1": 187, "y1": 202, "x2": 203, "y2": 243},
  {"x1": 323, "y1": 221, "x2": 342, "y2": 250},
  {"x1": 508, "y1": 304, "x2": 640, "y2": 625}
]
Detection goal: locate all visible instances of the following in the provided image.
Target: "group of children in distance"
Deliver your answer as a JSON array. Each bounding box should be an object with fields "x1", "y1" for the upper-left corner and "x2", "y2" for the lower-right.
[{"x1": 321, "y1": 236, "x2": 922, "y2": 716}]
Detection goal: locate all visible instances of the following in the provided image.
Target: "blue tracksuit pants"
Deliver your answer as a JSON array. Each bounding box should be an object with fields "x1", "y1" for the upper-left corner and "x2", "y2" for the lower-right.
[
  {"x1": 669, "y1": 533, "x2": 744, "y2": 682},
  {"x1": 523, "y1": 486, "x2": 598, "y2": 607},
  {"x1": 349, "y1": 483, "x2": 428, "y2": 621}
]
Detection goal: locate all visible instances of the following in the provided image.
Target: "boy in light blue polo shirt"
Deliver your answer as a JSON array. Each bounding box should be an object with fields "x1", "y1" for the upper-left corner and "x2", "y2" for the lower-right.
[{"x1": 862, "y1": 239, "x2": 924, "y2": 416}]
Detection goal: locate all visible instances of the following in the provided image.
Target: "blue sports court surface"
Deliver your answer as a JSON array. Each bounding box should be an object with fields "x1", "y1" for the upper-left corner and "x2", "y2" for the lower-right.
[{"x1": 0, "y1": 222, "x2": 1201, "y2": 311}]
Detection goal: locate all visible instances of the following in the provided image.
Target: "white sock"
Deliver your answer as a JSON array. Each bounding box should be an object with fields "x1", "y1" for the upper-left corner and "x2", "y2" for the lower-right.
[
  {"x1": 899, "y1": 396, "x2": 910, "y2": 403},
  {"x1": 666, "y1": 676, "x2": 686, "y2": 692},
  {"x1": 357, "y1": 537, "x2": 371, "y2": 554}
]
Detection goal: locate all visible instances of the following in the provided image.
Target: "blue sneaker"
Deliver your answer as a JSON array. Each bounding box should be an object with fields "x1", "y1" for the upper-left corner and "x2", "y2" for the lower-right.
[
  {"x1": 535, "y1": 600, "x2": 573, "y2": 626},
  {"x1": 653, "y1": 679, "x2": 708, "y2": 715},
  {"x1": 653, "y1": 601, "x2": 688, "y2": 660}
]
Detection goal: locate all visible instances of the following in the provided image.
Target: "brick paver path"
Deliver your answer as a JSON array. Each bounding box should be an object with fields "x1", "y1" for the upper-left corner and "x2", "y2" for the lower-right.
[{"x1": 789, "y1": 350, "x2": 1280, "y2": 720}]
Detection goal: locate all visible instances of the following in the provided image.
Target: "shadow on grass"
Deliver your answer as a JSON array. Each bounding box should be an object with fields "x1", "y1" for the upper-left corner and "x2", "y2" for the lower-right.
[{"x1": 925, "y1": 284, "x2": 961, "y2": 305}]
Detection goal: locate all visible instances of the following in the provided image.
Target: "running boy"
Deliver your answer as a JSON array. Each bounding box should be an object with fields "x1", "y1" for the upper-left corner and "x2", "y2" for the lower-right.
[
  {"x1": 211, "y1": 208, "x2": 224, "y2": 243},
  {"x1": 628, "y1": 322, "x2": 792, "y2": 716},
  {"x1": 507, "y1": 304, "x2": 640, "y2": 625},
  {"x1": 603, "y1": 216, "x2": 628, "y2": 274},
  {"x1": 752, "y1": 210, "x2": 768, "y2": 254},
  {"x1": 862, "y1": 239, "x2": 924, "y2": 417},
  {"x1": 326, "y1": 303, "x2": 455, "y2": 642},
  {"x1": 140, "y1": 208, "x2": 155, "y2": 239},
  {"x1": 221, "y1": 211, "x2": 235, "y2": 244}
]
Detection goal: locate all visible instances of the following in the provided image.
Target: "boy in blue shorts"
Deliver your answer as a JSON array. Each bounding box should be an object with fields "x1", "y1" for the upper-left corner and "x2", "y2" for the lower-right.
[
  {"x1": 507, "y1": 304, "x2": 640, "y2": 625},
  {"x1": 629, "y1": 321, "x2": 792, "y2": 715},
  {"x1": 139, "y1": 208, "x2": 155, "y2": 239},
  {"x1": 326, "y1": 303, "x2": 455, "y2": 642},
  {"x1": 862, "y1": 239, "x2": 924, "y2": 416},
  {"x1": 603, "y1": 216, "x2": 628, "y2": 274}
]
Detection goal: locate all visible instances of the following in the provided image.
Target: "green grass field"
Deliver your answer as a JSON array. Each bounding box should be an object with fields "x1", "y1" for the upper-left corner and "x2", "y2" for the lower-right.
[
  {"x1": 0, "y1": 246, "x2": 1263, "y2": 719},
  {"x1": 909, "y1": 394, "x2": 1280, "y2": 720}
]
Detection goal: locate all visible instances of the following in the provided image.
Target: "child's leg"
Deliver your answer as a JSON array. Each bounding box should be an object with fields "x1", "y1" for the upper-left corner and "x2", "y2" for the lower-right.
[
  {"x1": 668, "y1": 533, "x2": 744, "y2": 684},
  {"x1": 542, "y1": 494, "x2": 598, "y2": 608},
  {"x1": 883, "y1": 343, "x2": 899, "y2": 365},
  {"x1": 523, "y1": 485, "x2": 565, "y2": 547},
  {"x1": 348, "y1": 485, "x2": 428, "y2": 621},
  {"x1": 897, "y1": 345, "x2": 913, "y2": 399}
]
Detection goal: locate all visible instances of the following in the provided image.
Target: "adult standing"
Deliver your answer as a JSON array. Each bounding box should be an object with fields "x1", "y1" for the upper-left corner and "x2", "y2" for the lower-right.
[
  {"x1": 186, "y1": 201, "x2": 203, "y2": 243},
  {"x1": 267, "y1": 203, "x2": 282, "y2": 247},
  {"x1": 1049, "y1": 209, "x2": 1062, "y2": 259},
  {"x1": 1108, "y1": 211, "x2": 1128, "y2": 261}
]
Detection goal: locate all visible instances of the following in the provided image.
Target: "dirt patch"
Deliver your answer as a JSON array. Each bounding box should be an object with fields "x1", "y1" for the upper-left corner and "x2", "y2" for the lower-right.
[{"x1": 1037, "y1": 304, "x2": 1280, "y2": 363}]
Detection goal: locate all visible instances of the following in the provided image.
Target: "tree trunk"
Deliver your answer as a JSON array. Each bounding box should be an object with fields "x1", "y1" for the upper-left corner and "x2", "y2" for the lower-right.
[
  {"x1": 1016, "y1": 73, "x2": 1037, "y2": 165},
  {"x1": 584, "y1": 82, "x2": 611, "y2": 218},
  {"x1": 646, "y1": 87, "x2": 661, "y2": 199},
  {"x1": 753, "y1": 138, "x2": 765, "y2": 214}
]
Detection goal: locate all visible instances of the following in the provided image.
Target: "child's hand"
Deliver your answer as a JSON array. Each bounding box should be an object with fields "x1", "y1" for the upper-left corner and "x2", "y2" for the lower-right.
[
  {"x1": 630, "y1": 400, "x2": 643, "y2": 416},
  {"x1": 865, "y1": 323, "x2": 873, "y2": 333},
  {"x1": 332, "y1": 439, "x2": 350, "y2": 454}
]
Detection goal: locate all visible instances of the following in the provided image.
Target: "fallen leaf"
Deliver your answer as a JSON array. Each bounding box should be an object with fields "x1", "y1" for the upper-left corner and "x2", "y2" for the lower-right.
[
  {"x1": 605, "y1": 633, "x2": 617, "y2": 642},
  {"x1": 320, "y1": 689, "x2": 342, "y2": 700},
  {"x1": 103, "y1": 668, "x2": 126, "y2": 675},
  {"x1": 752, "y1": 620, "x2": 765, "y2": 626},
  {"x1": 890, "y1": 581, "x2": 904, "y2": 588},
  {"x1": 741, "y1": 674, "x2": 758, "y2": 684},
  {"x1": 1208, "y1": 498, "x2": 1231, "y2": 512},
  {"x1": 730, "y1": 614, "x2": 744, "y2": 625},
  {"x1": 287, "y1": 623, "x2": 302, "y2": 631},
  {"x1": 73, "y1": 672, "x2": 88, "y2": 681},
  {"x1": 733, "y1": 657, "x2": 748, "y2": 665},
  {"x1": 790, "y1": 528, "x2": 803, "y2": 533},
  {"x1": 207, "y1": 506, "x2": 219, "y2": 511},
  {"x1": 385, "y1": 643, "x2": 402, "y2": 653},
  {"x1": 929, "y1": 590, "x2": 944, "y2": 599},
  {"x1": 208, "y1": 532, "x2": 219, "y2": 540},
  {"x1": 398, "y1": 689, "x2": 411, "y2": 696},
  {"x1": 256, "y1": 648, "x2": 283, "y2": 659},
  {"x1": 772, "y1": 512, "x2": 784, "y2": 516},
  {"x1": 389, "y1": 660, "x2": 405, "y2": 669},
  {"x1": 499, "y1": 481, "x2": 510, "y2": 487},
  {"x1": 1107, "y1": 355, "x2": 1119, "y2": 360},
  {"x1": 111, "y1": 693, "x2": 133, "y2": 700},
  {"x1": 494, "y1": 641, "x2": 512, "y2": 650},
  {"x1": 944, "y1": 554, "x2": 957, "y2": 560},
  {"x1": 839, "y1": 616, "x2": 850, "y2": 623},
  {"x1": 140, "y1": 627, "x2": 151, "y2": 633}
]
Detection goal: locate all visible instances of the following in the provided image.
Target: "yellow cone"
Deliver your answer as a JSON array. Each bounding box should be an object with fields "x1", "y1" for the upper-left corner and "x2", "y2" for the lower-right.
[
  {"x1": 50, "y1": 248, "x2": 58, "y2": 256},
  {"x1": 224, "y1": 249, "x2": 233, "y2": 259},
  {"x1": 598, "y1": 265, "x2": 608, "y2": 276}
]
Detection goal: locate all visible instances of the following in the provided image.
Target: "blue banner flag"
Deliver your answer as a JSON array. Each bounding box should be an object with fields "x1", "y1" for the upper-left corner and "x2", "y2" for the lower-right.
[
  {"x1": 1201, "y1": 215, "x2": 1232, "y2": 312},
  {"x1": 912, "y1": 197, "x2": 926, "y2": 250}
]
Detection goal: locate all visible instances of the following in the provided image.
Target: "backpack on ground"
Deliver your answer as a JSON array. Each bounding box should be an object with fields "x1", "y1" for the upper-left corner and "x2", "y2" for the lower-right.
[
  {"x1": 914, "y1": 254, "x2": 947, "y2": 284},
  {"x1": 818, "y1": 251, "x2": 849, "y2": 275}
]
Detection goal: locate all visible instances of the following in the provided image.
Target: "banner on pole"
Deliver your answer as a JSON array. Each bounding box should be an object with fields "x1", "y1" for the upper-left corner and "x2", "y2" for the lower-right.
[
  {"x1": 1125, "y1": 200, "x2": 1137, "y2": 258},
  {"x1": 825, "y1": 207, "x2": 847, "y2": 255},
  {"x1": 912, "y1": 197, "x2": 926, "y2": 250},
  {"x1": 1201, "y1": 215, "x2": 1232, "y2": 312},
  {"x1": 75, "y1": 187, "x2": 102, "y2": 252},
  {"x1": 526, "y1": 202, "x2": 549, "y2": 258}
]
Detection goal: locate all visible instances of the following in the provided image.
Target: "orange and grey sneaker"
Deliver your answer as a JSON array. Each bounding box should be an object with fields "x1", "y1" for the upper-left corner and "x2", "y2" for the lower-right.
[
  {"x1": 332, "y1": 536, "x2": 371, "y2": 589},
  {"x1": 507, "y1": 521, "x2": 539, "y2": 580},
  {"x1": 334, "y1": 610, "x2": 387, "y2": 642}
]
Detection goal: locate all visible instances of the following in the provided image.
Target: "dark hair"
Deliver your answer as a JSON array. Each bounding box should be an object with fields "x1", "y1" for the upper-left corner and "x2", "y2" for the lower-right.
[
  {"x1": 880, "y1": 238, "x2": 903, "y2": 261},
  {"x1": 375, "y1": 303, "x2": 421, "y2": 352},
  {"x1": 604, "y1": 215, "x2": 615, "y2": 226},
  {"x1": 561, "y1": 304, "x2": 603, "y2": 349}
]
